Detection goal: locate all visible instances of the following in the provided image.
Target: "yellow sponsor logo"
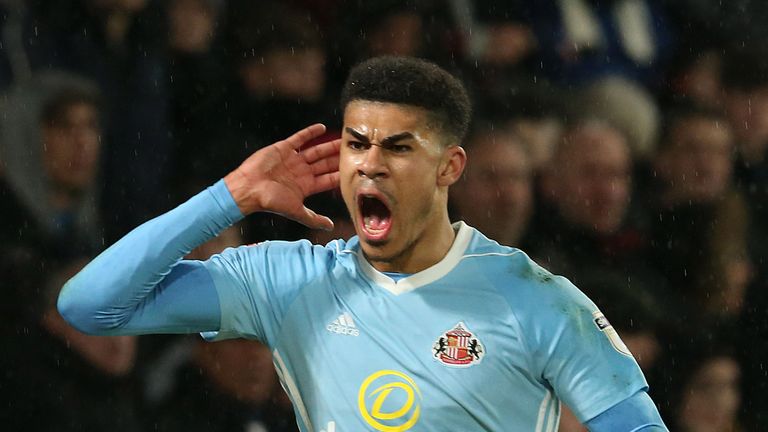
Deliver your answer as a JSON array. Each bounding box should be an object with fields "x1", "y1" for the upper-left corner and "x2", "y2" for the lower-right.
[{"x1": 358, "y1": 370, "x2": 422, "y2": 431}]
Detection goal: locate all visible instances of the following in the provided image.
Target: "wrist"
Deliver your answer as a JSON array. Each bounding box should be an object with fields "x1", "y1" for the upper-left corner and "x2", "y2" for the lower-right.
[{"x1": 223, "y1": 170, "x2": 260, "y2": 215}]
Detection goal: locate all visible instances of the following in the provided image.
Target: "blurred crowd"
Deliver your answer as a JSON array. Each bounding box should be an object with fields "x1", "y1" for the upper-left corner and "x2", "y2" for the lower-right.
[{"x1": 1, "y1": 0, "x2": 767, "y2": 431}]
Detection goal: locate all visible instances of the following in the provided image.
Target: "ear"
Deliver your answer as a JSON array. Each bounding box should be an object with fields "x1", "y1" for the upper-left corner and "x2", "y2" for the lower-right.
[{"x1": 437, "y1": 145, "x2": 467, "y2": 187}]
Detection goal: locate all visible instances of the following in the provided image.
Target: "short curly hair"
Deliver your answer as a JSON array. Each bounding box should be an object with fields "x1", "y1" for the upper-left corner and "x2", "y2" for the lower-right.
[{"x1": 340, "y1": 56, "x2": 471, "y2": 145}]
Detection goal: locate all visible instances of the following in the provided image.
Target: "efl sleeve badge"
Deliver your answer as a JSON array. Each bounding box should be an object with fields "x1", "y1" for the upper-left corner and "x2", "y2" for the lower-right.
[{"x1": 592, "y1": 311, "x2": 633, "y2": 357}]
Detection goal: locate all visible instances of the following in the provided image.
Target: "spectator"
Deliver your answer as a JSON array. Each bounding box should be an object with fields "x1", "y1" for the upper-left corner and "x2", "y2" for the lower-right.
[
  {"x1": 26, "y1": 0, "x2": 172, "y2": 242},
  {"x1": 720, "y1": 50, "x2": 768, "y2": 427},
  {"x1": 450, "y1": 124, "x2": 534, "y2": 247},
  {"x1": 527, "y1": 118, "x2": 666, "y2": 311},
  {"x1": 0, "y1": 73, "x2": 105, "y2": 256},
  {"x1": 654, "y1": 102, "x2": 734, "y2": 205},
  {"x1": 648, "y1": 101, "x2": 751, "y2": 327},
  {"x1": 657, "y1": 333, "x2": 742, "y2": 432},
  {"x1": 539, "y1": 119, "x2": 633, "y2": 237},
  {"x1": 721, "y1": 49, "x2": 768, "y2": 275},
  {"x1": 0, "y1": 73, "x2": 106, "y2": 344},
  {"x1": 2, "y1": 259, "x2": 141, "y2": 432}
]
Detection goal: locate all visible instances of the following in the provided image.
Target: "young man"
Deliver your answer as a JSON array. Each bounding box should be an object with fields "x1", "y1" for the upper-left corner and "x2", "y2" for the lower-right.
[{"x1": 59, "y1": 57, "x2": 667, "y2": 431}]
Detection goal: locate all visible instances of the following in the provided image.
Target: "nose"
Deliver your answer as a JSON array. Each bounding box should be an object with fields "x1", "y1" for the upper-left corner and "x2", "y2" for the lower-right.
[{"x1": 358, "y1": 144, "x2": 389, "y2": 179}]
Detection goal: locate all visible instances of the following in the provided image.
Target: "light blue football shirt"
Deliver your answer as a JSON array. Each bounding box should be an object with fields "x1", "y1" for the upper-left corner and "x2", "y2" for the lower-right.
[{"x1": 201, "y1": 222, "x2": 647, "y2": 432}]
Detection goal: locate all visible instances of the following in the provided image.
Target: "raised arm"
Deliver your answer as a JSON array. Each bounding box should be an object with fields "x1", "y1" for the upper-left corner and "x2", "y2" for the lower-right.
[{"x1": 58, "y1": 124, "x2": 340, "y2": 335}]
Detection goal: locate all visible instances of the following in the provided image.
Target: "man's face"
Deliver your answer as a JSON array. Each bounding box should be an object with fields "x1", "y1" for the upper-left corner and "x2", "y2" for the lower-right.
[
  {"x1": 549, "y1": 125, "x2": 631, "y2": 234},
  {"x1": 42, "y1": 102, "x2": 101, "y2": 192},
  {"x1": 679, "y1": 357, "x2": 741, "y2": 432},
  {"x1": 658, "y1": 117, "x2": 733, "y2": 203},
  {"x1": 451, "y1": 133, "x2": 532, "y2": 246},
  {"x1": 340, "y1": 101, "x2": 456, "y2": 268}
]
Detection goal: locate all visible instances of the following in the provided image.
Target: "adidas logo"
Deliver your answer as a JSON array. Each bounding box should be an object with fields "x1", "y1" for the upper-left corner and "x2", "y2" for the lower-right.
[{"x1": 327, "y1": 312, "x2": 360, "y2": 336}]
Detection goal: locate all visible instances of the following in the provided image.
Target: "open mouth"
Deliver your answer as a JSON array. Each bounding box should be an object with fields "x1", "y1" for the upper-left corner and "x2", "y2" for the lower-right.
[{"x1": 358, "y1": 194, "x2": 392, "y2": 242}]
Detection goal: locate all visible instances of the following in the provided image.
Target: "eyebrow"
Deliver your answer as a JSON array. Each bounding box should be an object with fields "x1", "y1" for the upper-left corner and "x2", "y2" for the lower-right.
[{"x1": 344, "y1": 127, "x2": 415, "y2": 146}]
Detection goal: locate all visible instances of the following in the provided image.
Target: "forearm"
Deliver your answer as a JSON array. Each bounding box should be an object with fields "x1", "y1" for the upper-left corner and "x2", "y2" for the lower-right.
[{"x1": 57, "y1": 180, "x2": 243, "y2": 335}]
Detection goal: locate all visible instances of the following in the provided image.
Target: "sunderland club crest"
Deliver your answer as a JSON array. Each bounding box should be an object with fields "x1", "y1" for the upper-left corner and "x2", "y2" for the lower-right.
[{"x1": 432, "y1": 322, "x2": 484, "y2": 367}]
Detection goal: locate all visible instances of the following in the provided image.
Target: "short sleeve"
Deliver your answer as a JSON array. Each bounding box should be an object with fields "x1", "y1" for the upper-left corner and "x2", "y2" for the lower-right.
[
  {"x1": 514, "y1": 267, "x2": 648, "y2": 422},
  {"x1": 200, "y1": 239, "x2": 331, "y2": 348}
]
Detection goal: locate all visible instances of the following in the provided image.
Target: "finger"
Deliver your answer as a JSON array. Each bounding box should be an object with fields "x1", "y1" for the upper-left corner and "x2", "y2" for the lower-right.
[
  {"x1": 283, "y1": 123, "x2": 327, "y2": 150},
  {"x1": 310, "y1": 154, "x2": 340, "y2": 176},
  {"x1": 309, "y1": 171, "x2": 340, "y2": 196},
  {"x1": 295, "y1": 206, "x2": 335, "y2": 231},
  {"x1": 301, "y1": 139, "x2": 341, "y2": 164}
]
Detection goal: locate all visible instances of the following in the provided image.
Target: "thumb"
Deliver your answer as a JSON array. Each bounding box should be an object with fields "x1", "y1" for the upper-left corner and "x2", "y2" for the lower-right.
[{"x1": 297, "y1": 206, "x2": 335, "y2": 232}]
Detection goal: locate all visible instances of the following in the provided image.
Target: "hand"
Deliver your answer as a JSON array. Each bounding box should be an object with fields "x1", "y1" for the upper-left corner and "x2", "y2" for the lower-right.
[{"x1": 224, "y1": 124, "x2": 341, "y2": 230}]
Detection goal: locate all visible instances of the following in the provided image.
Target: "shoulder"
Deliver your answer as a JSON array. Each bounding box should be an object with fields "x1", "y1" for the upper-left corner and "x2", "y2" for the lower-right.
[
  {"x1": 463, "y1": 230, "x2": 594, "y2": 318},
  {"x1": 462, "y1": 229, "x2": 571, "y2": 295}
]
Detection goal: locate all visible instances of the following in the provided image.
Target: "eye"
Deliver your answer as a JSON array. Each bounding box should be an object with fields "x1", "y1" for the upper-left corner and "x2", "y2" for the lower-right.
[
  {"x1": 389, "y1": 144, "x2": 411, "y2": 153},
  {"x1": 348, "y1": 141, "x2": 367, "y2": 151}
]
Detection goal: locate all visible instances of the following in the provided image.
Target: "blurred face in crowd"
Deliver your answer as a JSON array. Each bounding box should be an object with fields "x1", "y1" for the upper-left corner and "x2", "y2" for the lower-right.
[
  {"x1": 545, "y1": 123, "x2": 632, "y2": 234},
  {"x1": 340, "y1": 101, "x2": 465, "y2": 272},
  {"x1": 725, "y1": 86, "x2": 768, "y2": 163},
  {"x1": 168, "y1": 0, "x2": 215, "y2": 54},
  {"x1": 672, "y1": 51, "x2": 723, "y2": 109},
  {"x1": 656, "y1": 116, "x2": 734, "y2": 205},
  {"x1": 368, "y1": 12, "x2": 423, "y2": 57},
  {"x1": 240, "y1": 47, "x2": 326, "y2": 102},
  {"x1": 41, "y1": 102, "x2": 102, "y2": 194},
  {"x1": 678, "y1": 356, "x2": 741, "y2": 432},
  {"x1": 451, "y1": 131, "x2": 533, "y2": 246}
]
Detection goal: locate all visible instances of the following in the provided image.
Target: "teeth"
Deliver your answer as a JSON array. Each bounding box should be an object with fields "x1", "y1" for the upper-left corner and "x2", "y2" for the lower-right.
[
  {"x1": 364, "y1": 216, "x2": 388, "y2": 234},
  {"x1": 364, "y1": 216, "x2": 380, "y2": 231}
]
